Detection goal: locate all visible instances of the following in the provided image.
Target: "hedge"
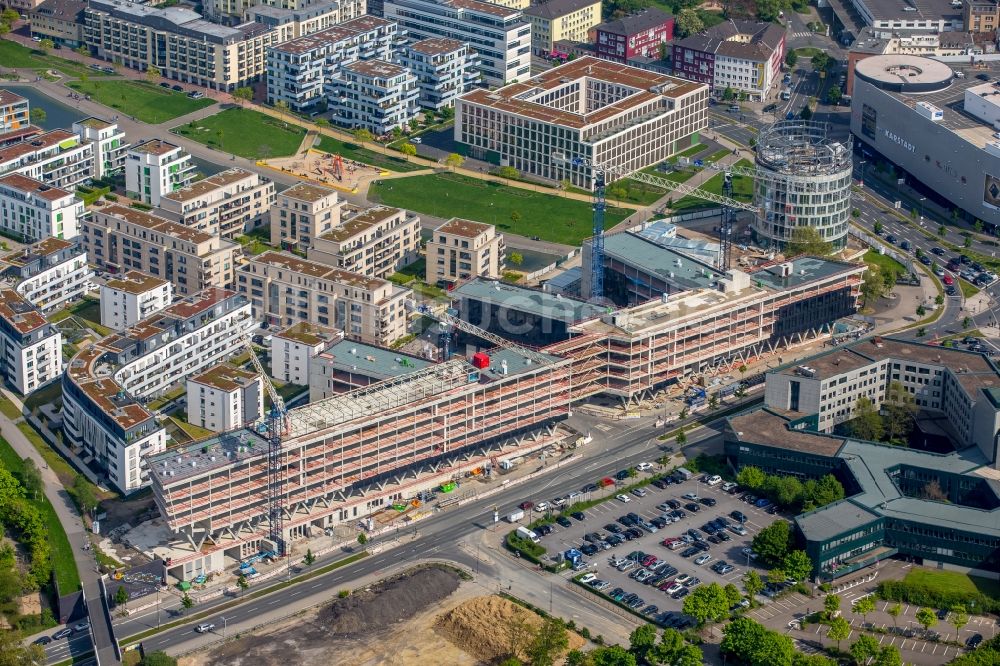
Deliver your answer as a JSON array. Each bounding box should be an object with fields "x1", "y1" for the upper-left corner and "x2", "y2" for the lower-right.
[{"x1": 877, "y1": 579, "x2": 1000, "y2": 614}]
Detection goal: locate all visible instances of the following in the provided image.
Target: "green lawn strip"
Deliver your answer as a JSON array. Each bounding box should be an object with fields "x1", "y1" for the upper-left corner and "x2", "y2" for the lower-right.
[
  {"x1": 67, "y1": 79, "x2": 213, "y2": 124},
  {"x1": 960, "y1": 279, "x2": 980, "y2": 299},
  {"x1": 793, "y1": 47, "x2": 823, "y2": 59},
  {"x1": 168, "y1": 417, "x2": 215, "y2": 442},
  {"x1": 674, "y1": 143, "x2": 706, "y2": 159},
  {"x1": 0, "y1": 41, "x2": 105, "y2": 79},
  {"x1": 119, "y1": 551, "x2": 369, "y2": 645},
  {"x1": 174, "y1": 108, "x2": 304, "y2": 159},
  {"x1": 369, "y1": 172, "x2": 629, "y2": 246},
  {"x1": 669, "y1": 159, "x2": 754, "y2": 213},
  {"x1": 863, "y1": 249, "x2": 905, "y2": 275},
  {"x1": 234, "y1": 234, "x2": 272, "y2": 256},
  {"x1": 316, "y1": 135, "x2": 424, "y2": 172},
  {"x1": 0, "y1": 395, "x2": 21, "y2": 420},
  {"x1": 707, "y1": 148, "x2": 732, "y2": 163},
  {"x1": 147, "y1": 385, "x2": 185, "y2": 411},
  {"x1": 0, "y1": 436, "x2": 81, "y2": 592},
  {"x1": 275, "y1": 381, "x2": 305, "y2": 403}
]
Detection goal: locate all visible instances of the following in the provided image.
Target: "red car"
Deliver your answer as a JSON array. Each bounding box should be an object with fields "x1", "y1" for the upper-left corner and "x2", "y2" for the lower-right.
[
  {"x1": 518, "y1": 501, "x2": 534, "y2": 511},
  {"x1": 658, "y1": 580, "x2": 675, "y2": 591},
  {"x1": 642, "y1": 555, "x2": 658, "y2": 567}
]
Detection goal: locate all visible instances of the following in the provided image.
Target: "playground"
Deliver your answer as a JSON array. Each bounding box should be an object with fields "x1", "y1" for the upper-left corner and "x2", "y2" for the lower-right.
[{"x1": 266, "y1": 148, "x2": 389, "y2": 193}]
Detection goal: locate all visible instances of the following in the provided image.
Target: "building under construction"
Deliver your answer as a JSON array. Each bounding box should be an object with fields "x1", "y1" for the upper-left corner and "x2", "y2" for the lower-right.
[{"x1": 751, "y1": 120, "x2": 854, "y2": 251}]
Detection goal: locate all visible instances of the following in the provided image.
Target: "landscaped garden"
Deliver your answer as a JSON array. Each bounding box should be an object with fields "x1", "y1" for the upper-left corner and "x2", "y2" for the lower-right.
[
  {"x1": 67, "y1": 79, "x2": 214, "y2": 124},
  {"x1": 173, "y1": 107, "x2": 305, "y2": 159}
]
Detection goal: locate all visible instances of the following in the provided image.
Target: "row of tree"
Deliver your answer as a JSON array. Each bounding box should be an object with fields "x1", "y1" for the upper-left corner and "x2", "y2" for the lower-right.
[
  {"x1": 0, "y1": 461, "x2": 51, "y2": 590},
  {"x1": 565, "y1": 625, "x2": 702, "y2": 666},
  {"x1": 736, "y1": 466, "x2": 845, "y2": 513}
]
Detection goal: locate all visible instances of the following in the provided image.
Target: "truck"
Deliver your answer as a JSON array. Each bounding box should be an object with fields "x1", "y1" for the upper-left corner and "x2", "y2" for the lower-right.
[
  {"x1": 506, "y1": 509, "x2": 525, "y2": 523},
  {"x1": 516, "y1": 526, "x2": 540, "y2": 543},
  {"x1": 675, "y1": 467, "x2": 693, "y2": 481},
  {"x1": 686, "y1": 388, "x2": 706, "y2": 407}
]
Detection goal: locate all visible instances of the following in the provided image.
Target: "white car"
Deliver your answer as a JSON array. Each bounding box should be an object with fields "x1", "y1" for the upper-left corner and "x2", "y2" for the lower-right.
[
  {"x1": 706, "y1": 475, "x2": 723, "y2": 486},
  {"x1": 552, "y1": 497, "x2": 567, "y2": 508},
  {"x1": 695, "y1": 553, "x2": 712, "y2": 565},
  {"x1": 665, "y1": 583, "x2": 684, "y2": 595},
  {"x1": 195, "y1": 623, "x2": 215, "y2": 633},
  {"x1": 411, "y1": 137, "x2": 422, "y2": 144},
  {"x1": 615, "y1": 494, "x2": 631, "y2": 503},
  {"x1": 534, "y1": 501, "x2": 550, "y2": 512},
  {"x1": 635, "y1": 462, "x2": 653, "y2": 472},
  {"x1": 675, "y1": 574, "x2": 692, "y2": 585},
  {"x1": 579, "y1": 573, "x2": 597, "y2": 584}
]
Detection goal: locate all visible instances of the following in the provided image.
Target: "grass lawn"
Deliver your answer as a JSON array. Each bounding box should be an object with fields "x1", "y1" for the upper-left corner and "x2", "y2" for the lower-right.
[
  {"x1": 368, "y1": 172, "x2": 629, "y2": 245},
  {"x1": 234, "y1": 234, "x2": 273, "y2": 256},
  {"x1": 316, "y1": 135, "x2": 424, "y2": 172},
  {"x1": 170, "y1": 417, "x2": 215, "y2": 442},
  {"x1": 902, "y1": 568, "x2": 1000, "y2": 600},
  {"x1": 793, "y1": 47, "x2": 824, "y2": 59},
  {"x1": 67, "y1": 79, "x2": 213, "y2": 124},
  {"x1": 49, "y1": 298, "x2": 112, "y2": 336},
  {"x1": 23, "y1": 381, "x2": 63, "y2": 415},
  {"x1": 0, "y1": 435, "x2": 80, "y2": 593},
  {"x1": 707, "y1": 148, "x2": 732, "y2": 163},
  {"x1": 675, "y1": 143, "x2": 706, "y2": 160},
  {"x1": 670, "y1": 159, "x2": 754, "y2": 213},
  {"x1": 0, "y1": 41, "x2": 104, "y2": 80},
  {"x1": 864, "y1": 249, "x2": 906, "y2": 276},
  {"x1": 960, "y1": 279, "x2": 981, "y2": 299},
  {"x1": 174, "y1": 108, "x2": 304, "y2": 159},
  {"x1": 0, "y1": 395, "x2": 20, "y2": 420}
]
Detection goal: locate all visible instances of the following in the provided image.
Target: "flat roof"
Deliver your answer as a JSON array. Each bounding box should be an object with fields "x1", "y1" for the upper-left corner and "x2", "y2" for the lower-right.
[
  {"x1": 435, "y1": 217, "x2": 493, "y2": 239},
  {"x1": 408, "y1": 37, "x2": 465, "y2": 54},
  {"x1": 795, "y1": 500, "x2": 883, "y2": 542},
  {"x1": 728, "y1": 408, "x2": 847, "y2": 457},
  {"x1": 270, "y1": 24, "x2": 362, "y2": 54},
  {"x1": 602, "y1": 232, "x2": 722, "y2": 291},
  {"x1": 445, "y1": 0, "x2": 522, "y2": 18},
  {"x1": 0, "y1": 289, "x2": 48, "y2": 335},
  {"x1": 131, "y1": 139, "x2": 182, "y2": 157},
  {"x1": 454, "y1": 278, "x2": 610, "y2": 323},
  {"x1": 104, "y1": 270, "x2": 170, "y2": 295},
  {"x1": 161, "y1": 168, "x2": 256, "y2": 204},
  {"x1": 274, "y1": 321, "x2": 342, "y2": 346},
  {"x1": 189, "y1": 363, "x2": 259, "y2": 392},
  {"x1": 344, "y1": 59, "x2": 407, "y2": 78},
  {"x1": 855, "y1": 54, "x2": 954, "y2": 88},
  {"x1": 280, "y1": 181, "x2": 337, "y2": 203},
  {"x1": 98, "y1": 205, "x2": 215, "y2": 245},
  {"x1": 148, "y1": 428, "x2": 271, "y2": 485},
  {"x1": 76, "y1": 116, "x2": 113, "y2": 130},
  {"x1": 2, "y1": 237, "x2": 74, "y2": 266},
  {"x1": 0, "y1": 129, "x2": 80, "y2": 165},
  {"x1": 524, "y1": 0, "x2": 599, "y2": 19},
  {"x1": 856, "y1": 0, "x2": 961, "y2": 22},
  {"x1": 749, "y1": 257, "x2": 861, "y2": 291},
  {"x1": 316, "y1": 338, "x2": 433, "y2": 380},
  {"x1": 321, "y1": 206, "x2": 403, "y2": 242},
  {"x1": 0, "y1": 173, "x2": 72, "y2": 201},
  {"x1": 251, "y1": 251, "x2": 389, "y2": 290}
]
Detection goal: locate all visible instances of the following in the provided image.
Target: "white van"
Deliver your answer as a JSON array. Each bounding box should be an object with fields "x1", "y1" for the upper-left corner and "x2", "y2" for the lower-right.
[
  {"x1": 780, "y1": 89, "x2": 791, "y2": 100},
  {"x1": 516, "y1": 526, "x2": 540, "y2": 543}
]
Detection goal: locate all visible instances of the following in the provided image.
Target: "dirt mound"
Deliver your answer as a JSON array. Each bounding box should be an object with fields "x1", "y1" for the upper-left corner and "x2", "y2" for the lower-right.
[
  {"x1": 436, "y1": 595, "x2": 584, "y2": 663},
  {"x1": 320, "y1": 565, "x2": 461, "y2": 636}
]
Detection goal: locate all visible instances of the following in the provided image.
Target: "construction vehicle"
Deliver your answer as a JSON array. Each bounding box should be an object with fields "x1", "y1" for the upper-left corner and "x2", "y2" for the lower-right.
[{"x1": 685, "y1": 388, "x2": 707, "y2": 407}]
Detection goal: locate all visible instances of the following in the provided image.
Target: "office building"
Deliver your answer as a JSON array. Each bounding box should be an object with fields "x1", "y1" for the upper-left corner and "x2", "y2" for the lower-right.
[
  {"x1": 269, "y1": 181, "x2": 343, "y2": 251},
  {"x1": 0, "y1": 289, "x2": 62, "y2": 395},
  {"x1": 186, "y1": 364, "x2": 263, "y2": 433},
  {"x1": 826, "y1": 0, "x2": 961, "y2": 41},
  {"x1": 238, "y1": 251, "x2": 411, "y2": 345},
  {"x1": 850, "y1": 55, "x2": 1000, "y2": 228},
  {"x1": 126, "y1": 140, "x2": 196, "y2": 207},
  {"x1": 1, "y1": 238, "x2": 92, "y2": 312},
  {"x1": 271, "y1": 321, "x2": 342, "y2": 385},
  {"x1": 158, "y1": 168, "x2": 275, "y2": 238},
  {"x1": 84, "y1": 205, "x2": 241, "y2": 296},
  {"x1": 593, "y1": 7, "x2": 674, "y2": 64},
  {"x1": 307, "y1": 205, "x2": 420, "y2": 279},
  {"x1": 99, "y1": 271, "x2": 174, "y2": 331},
  {"x1": 455, "y1": 56, "x2": 708, "y2": 188},
  {"x1": 0, "y1": 173, "x2": 82, "y2": 242},
  {"x1": 846, "y1": 29, "x2": 981, "y2": 96},
  {"x1": 425, "y1": 217, "x2": 504, "y2": 286},
  {"x1": 671, "y1": 20, "x2": 785, "y2": 102},
  {"x1": 29, "y1": 0, "x2": 86, "y2": 47},
  {"x1": 0, "y1": 90, "x2": 38, "y2": 147},
  {"x1": 397, "y1": 38, "x2": 480, "y2": 110},
  {"x1": 0, "y1": 128, "x2": 95, "y2": 191},
  {"x1": 524, "y1": 0, "x2": 602, "y2": 57},
  {"x1": 72, "y1": 117, "x2": 129, "y2": 180},
  {"x1": 383, "y1": 0, "x2": 532, "y2": 87},
  {"x1": 308, "y1": 336, "x2": 431, "y2": 399}
]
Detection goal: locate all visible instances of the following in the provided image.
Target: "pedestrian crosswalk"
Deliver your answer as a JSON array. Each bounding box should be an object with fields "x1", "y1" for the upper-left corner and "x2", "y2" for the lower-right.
[{"x1": 791, "y1": 31, "x2": 813, "y2": 38}]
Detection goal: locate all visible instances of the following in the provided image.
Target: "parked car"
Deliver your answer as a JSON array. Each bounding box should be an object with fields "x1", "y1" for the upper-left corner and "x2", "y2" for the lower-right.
[
  {"x1": 635, "y1": 462, "x2": 653, "y2": 472},
  {"x1": 171, "y1": 84, "x2": 184, "y2": 91},
  {"x1": 631, "y1": 487, "x2": 647, "y2": 498},
  {"x1": 32, "y1": 636, "x2": 52, "y2": 646},
  {"x1": 195, "y1": 623, "x2": 215, "y2": 633},
  {"x1": 698, "y1": 497, "x2": 717, "y2": 507},
  {"x1": 556, "y1": 516, "x2": 572, "y2": 528},
  {"x1": 411, "y1": 137, "x2": 422, "y2": 144},
  {"x1": 579, "y1": 573, "x2": 597, "y2": 584},
  {"x1": 571, "y1": 511, "x2": 586, "y2": 521},
  {"x1": 53, "y1": 628, "x2": 72, "y2": 640},
  {"x1": 694, "y1": 553, "x2": 712, "y2": 565},
  {"x1": 616, "y1": 493, "x2": 631, "y2": 503},
  {"x1": 73, "y1": 622, "x2": 90, "y2": 633},
  {"x1": 730, "y1": 510, "x2": 747, "y2": 523},
  {"x1": 967, "y1": 634, "x2": 984, "y2": 649}
]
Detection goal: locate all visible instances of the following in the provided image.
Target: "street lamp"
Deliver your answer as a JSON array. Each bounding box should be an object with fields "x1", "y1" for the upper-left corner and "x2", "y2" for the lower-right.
[
  {"x1": 222, "y1": 616, "x2": 228, "y2": 638},
  {"x1": 919, "y1": 197, "x2": 927, "y2": 223},
  {"x1": 858, "y1": 160, "x2": 867, "y2": 188}
]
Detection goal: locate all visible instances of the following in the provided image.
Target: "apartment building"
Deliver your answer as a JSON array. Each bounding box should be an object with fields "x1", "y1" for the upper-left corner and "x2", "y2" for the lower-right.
[
  {"x1": 524, "y1": 0, "x2": 602, "y2": 57},
  {"x1": 0, "y1": 91, "x2": 37, "y2": 147},
  {"x1": 0, "y1": 173, "x2": 83, "y2": 242},
  {"x1": 329, "y1": 60, "x2": 420, "y2": 134},
  {"x1": 186, "y1": 364, "x2": 263, "y2": 433},
  {"x1": 29, "y1": 0, "x2": 86, "y2": 47},
  {"x1": 266, "y1": 16, "x2": 405, "y2": 111},
  {"x1": 0, "y1": 289, "x2": 62, "y2": 395},
  {"x1": 0, "y1": 129, "x2": 95, "y2": 191},
  {"x1": 594, "y1": 7, "x2": 674, "y2": 64},
  {"x1": 72, "y1": 117, "x2": 129, "y2": 180},
  {"x1": 238, "y1": 251, "x2": 411, "y2": 345},
  {"x1": 126, "y1": 140, "x2": 196, "y2": 207},
  {"x1": 672, "y1": 20, "x2": 786, "y2": 102},
  {"x1": 383, "y1": 0, "x2": 532, "y2": 87},
  {"x1": 307, "y1": 205, "x2": 419, "y2": 279},
  {"x1": 397, "y1": 38, "x2": 479, "y2": 110},
  {"x1": 269, "y1": 181, "x2": 343, "y2": 251},
  {"x1": 455, "y1": 57, "x2": 708, "y2": 188},
  {"x1": 425, "y1": 217, "x2": 504, "y2": 285},
  {"x1": 246, "y1": 1, "x2": 354, "y2": 41},
  {"x1": 158, "y1": 168, "x2": 275, "y2": 238},
  {"x1": 99, "y1": 270, "x2": 174, "y2": 331},
  {"x1": 83, "y1": 0, "x2": 337, "y2": 92},
  {"x1": 1, "y1": 238, "x2": 92, "y2": 312},
  {"x1": 63, "y1": 289, "x2": 255, "y2": 493},
  {"x1": 84, "y1": 205, "x2": 241, "y2": 296},
  {"x1": 271, "y1": 321, "x2": 342, "y2": 385},
  {"x1": 964, "y1": 0, "x2": 999, "y2": 34}
]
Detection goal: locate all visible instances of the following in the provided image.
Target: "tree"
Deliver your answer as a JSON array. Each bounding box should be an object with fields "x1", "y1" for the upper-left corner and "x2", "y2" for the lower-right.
[
  {"x1": 827, "y1": 616, "x2": 851, "y2": 651},
  {"x1": 76, "y1": 45, "x2": 89, "y2": 57},
  {"x1": 0, "y1": 630, "x2": 45, "y2": 665},
  {"x1": 628, "y1": 624, "x2": 657, "y2": 664},
  {"x1": 752, "y1": 520, "x2": 792, "y2": 567},
  {"x1": 139, "y1": 652, "x2": 178, "y2": 666},
  {"x1": 861, "y1": 265, "x2": 883, "y2": 308},
  {"x1": 915, "y1": 606, "x2": 937, "y2": 634},
  {"x1": 237, "y1": 573, "x2": 249, "y2": 597},
  {"x1": 37, "y1": 38, "x2": 54, "y2": 54},
  {"x1": 509, "y1": 211, "x2": 521, "y2": 228},
  {"x1": 315, "y1": 118, "x2": 330, "y2": 128},
  {"x1": 938, "y1": 224, "x2": 947, "y2": 237},
  {"x1": 786, "y1": 226, "x2": 832, "y2": 257},
  {"x1": 963, "y1": 316, "x2": 973, "y2": 329},
  {"x1": 232, "y1": 87, "x2": 253, "y2": 107},
  {"x1": 357, "y1": 532, "x2": 368, "y2": 545},
  {"x1": 180, "y1": 592, "x2": 194, "y2": 612},
  {"x1": 708, "y1": 393, "x2": 719, "y2": 410},
  {"x1": 975, "y1": 220, "x2": 985, "y2": 233},
  {"x1": 886, "y1": 603, "x2": 902, "y2": 631},
  {"x1": 849, "y1": 397, "x2": 884, "y2": 442},
  {"x1": 497, "y1": 165, "x2": 519, "y2": 182},
  {"x1": 884, "y1": 380, "x2": 916, "y2": 442},
  {"x1": 767, "y1": 568, "x2": 786, "y2": 587},
  {"x1": 400, "y1": 142, "x2": 417, "y2": 161},
  {"x1": 722, "y1": 86, "x2": 736, "y2": 101},
  {"x1": 682, "y1": 582, "x2": 730, "y2": 625},
  {"x1": 353, "y1": 127, "x2": 373, "y2": 147},
  {"x1": 559, "y1": 178, "x2": 571, "y2": 195},
  {"x1": 824, "y1": 594, "x2": 842, "y2": 617},
  {"x1": 948, "y1": 604, "x2": 969, "y2": 636},
  {"x1": 274, "y1": 100, "x2": 290, "y2": 125},
  {"x1": 782, "y1": 550, "x2": 812, "y2": 582},
  {"x1": 527, "y1": 617, "x2": 569, "y2": 666},
  {"x1": 850, "y1": 634, "x2": 880, "y2": 666},
  {"x1": 965, "y1": 235, "x2": 973, "y2": 249},
  {"x1": 812, "y1": 52, "x2": 832, "y2": 72},
  {"x1": 145, "y1": 65, "x2": 161, "y2": 84},
  {"x1": 826, "y1": 86, "x2": 842, "y2": 105},
  {"x1": 675, "y1": 9, "x2": 704, "y2": 37},
  {"x1": 72, "y1": 474, "x2": 98, "y2": 515},
  {"x1": 672, "y1": 645, "x2": 703, "y2": 666},
  {"x1": 724, "y1": 583, "x2": 743, "y2": 607},
  {"x1": 873, "y1": 646, "x2": 902, "y2": 666},
  {"x1": 675, "y1": 426, "x2": 687, "y2": 447},
  {"x1": 742, "y1": 570, "x2": 764, "y2": 604},
  {"x1": 566, "y1": 651, "x2": 592, "y2": 666},
  {"x1": 852, "y1": 596, "x2": 875, "y2": 627},
  {"x1": 20, "y1": 457, "x2": 42, "y2": 500},
  {"x1": 935, "y1": 294, "x2": 944, "y2": 305},
  {"x1": 115, "y1": 584, "x2": 129, "y2": 608},
  {"x1": 736, "y1": 466, "x2": 766, "y2": 490},
  {"x1": 800, "y1": 104, "x2": 813, "y2": 120},
  {"x1": 916, "y1": 304, "x2": 926, "y2": 317},
  {"x1": 29, "y1": 108, "x2": 46, "y2": 126},
  {"x1": 721, "y1": 617, "x2": 795, "y2": 666},
  {"x1": 786, "y1": 50, "x2": 798, "y2": 68},
  {"x1": 509, "y1": 252, "x2": 524, "y2": 266},
  {"x1": 766, "y1": 475, "x2": 803, "y2": 508},
  {"x1": 589, "y1": 645, "x2": 637, "y2": 666},
  {"x1": 445, "y1": 152, "x2": 465, "y2": 170},
  {"x1": 756, "y1": 0, "x2": 783, "y2": 21},
  {"x1": 304, "y1": 548, "x2": 315, "y2": 565}
]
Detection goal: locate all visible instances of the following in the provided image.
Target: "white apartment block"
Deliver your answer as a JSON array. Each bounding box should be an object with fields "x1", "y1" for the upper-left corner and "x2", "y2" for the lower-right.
[
  {"x1": 186, "y1": 364, "x2": 263, "y2": 433},
  {"x1": 72, "y1": 117, "x2": 129, "y2": 179},
  {"x1": 456, "y1": 57, "x2": 708, "y2": 188},
  {"x1": 0, "y1": 173, "x2": 83, "y2": 242},
  {"x1": 0, "y1": 289, "x2": 62, "y2": 395},
  {"x1": 307, "y1": 206, "x2": 419, "y2": 278},
  {"x1": 0, "y1": 129, "x2": 95, "y2": 192},
  {"x1": 384, "y1": 0, "x2": 532, "y2": 87},
  {"x1": 1, "y1": 238, "x2": 92, "y2": 312},
  {"x1": 126, "y1": 140, "x2": 196, "y2": 207},
  {"x1": 158, "y1": 168, "x2": 275, "y2": 239},
  {"x1": 83, "y1": 205, "x2": 241, "y2": 297},
  {"x1": 425, "y1": 217, "x2": 504, "y2": 285},
  {"x1": 398, "y1": 38, "x2": 480, "y2": 110},
  {"x1": 329, "y1": 59, "x2": 420, "y2": 135},
  {"x1": 266, "y1": 16, "x2": 405, "y2": 112},
  {"x1": 270, "y1": 322, "x2": 342, "y2": 385},
  {"x1": 100, "y1": 270, "x2": 174, "y2": 331},
  {"x1": 269, "y1": 181, "x2": 343, "y2": 251},
  {"x1": 238, "y1": 251, "x2": 411, "y2": 345}
]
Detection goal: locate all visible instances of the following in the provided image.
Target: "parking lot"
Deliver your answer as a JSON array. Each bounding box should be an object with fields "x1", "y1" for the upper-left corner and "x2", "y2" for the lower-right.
[{"x1": 523, "y1": 470, "x2": 781, "y2": 625}]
